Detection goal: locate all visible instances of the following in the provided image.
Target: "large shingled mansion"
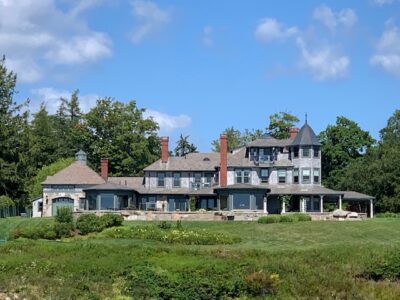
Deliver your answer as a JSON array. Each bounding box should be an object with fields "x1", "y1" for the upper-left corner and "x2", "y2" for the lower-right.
[{"x1": 32, "y1": 121, "x2": 375, "y2": 219}]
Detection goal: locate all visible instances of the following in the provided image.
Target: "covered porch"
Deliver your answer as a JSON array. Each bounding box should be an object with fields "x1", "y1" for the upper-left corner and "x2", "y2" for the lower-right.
[{"x1": 265, "y1": 186, "x2": 374, "y2": 218}]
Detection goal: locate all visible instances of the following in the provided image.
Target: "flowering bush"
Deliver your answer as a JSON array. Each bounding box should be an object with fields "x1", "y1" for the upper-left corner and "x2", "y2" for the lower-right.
[
  {"x1": 100, "y1": 225, "x2": 241, "y2": 245},
  {"x1": 244, "y1": 270, "x2": 279, "y2": 296}
]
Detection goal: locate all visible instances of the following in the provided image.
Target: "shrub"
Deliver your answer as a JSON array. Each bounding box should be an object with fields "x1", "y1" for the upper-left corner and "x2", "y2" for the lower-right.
[
  {"x1": 55, "y1": 207, "x2": 74, "y2": 224},
  {"x1": 279, "y1": 215, "x2": 294, "y2": 223},
  {"x1": 361, "y1": 251, "x2": 400, "y2": 281},
  {"x1": 13, "y1": 223, "x2": 57, "y2": 240},
  {"x1": 244, "y1": 271, "x2": 279, "y2": 296},
  {"x1": 258, "y1": 215, "x2": 281, "y2": 224},
  {"x1": 157, "y1": 221, "x2": 172, "y2": 230},
  {"x1": 100, "y1": 226, "x2": 241, "y2": 245},
  {"x1": 54, "y1": 222, "x2": 75, "y2": 238},
  {"x1": 292, "y1": 213, "x2": 312, "y2": 222},
  {"x1": 76, "y1": 214, "x2": 104, "y2": 235},
  {"x1": 376, "y1": 212, "x2": 400, "y2": 218},
  {"x1": 100, "y1": 213, "x2": 124, "y2": 228},
  {"x1": 258, "y1": 214, "x2": 312, "y2": 224}
]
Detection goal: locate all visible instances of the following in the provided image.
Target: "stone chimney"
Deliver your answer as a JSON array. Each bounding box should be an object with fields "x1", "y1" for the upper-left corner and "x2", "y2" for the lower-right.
[
  {"x1": 289, "y1": 128, "x2": 299, "y2": 139},
  {"x1": 220, "y1": 134, "x2": 228, "y2": 187},
  {"x1": 101, "y1": 158, "x2": 108, "y2": 181},
  {"x1": 161, "y1": 137, "x2": 169, "y2": 163}
]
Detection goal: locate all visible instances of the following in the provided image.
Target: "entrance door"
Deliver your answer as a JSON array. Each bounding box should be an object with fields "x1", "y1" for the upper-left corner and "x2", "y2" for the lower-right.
[{"x1": 52, "y1": 197, "x2": 74, "y2": 216}]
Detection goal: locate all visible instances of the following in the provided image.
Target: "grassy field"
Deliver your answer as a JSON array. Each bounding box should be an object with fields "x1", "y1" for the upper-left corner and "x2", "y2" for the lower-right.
[{"x1": 1, "y1": 217, "x2": 400, "y2": 299}]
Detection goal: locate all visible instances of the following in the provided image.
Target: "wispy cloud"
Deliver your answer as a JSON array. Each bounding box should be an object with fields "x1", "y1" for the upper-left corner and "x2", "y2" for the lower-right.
[
  {"x1": 313, "y1": 5, "x2": 357, "y2": 31},
  {"x1": 130, "y1": 0, "x2": 171, "y2": 44},
  {"x1": 202, "y1": 26, "x2": 214, "y2": 47},
  {"x1": 370, "y1": 21, "x2": 400, "y2": 77},
  {"x1": 372, "y1": 0, "x2": 395, "y2": 5},
  {"x1": 0, "y1": 0, "x2": 112, "y2": 83},
  {"x1": 254, "y1": 18, "x2": 298, "y2": 42},
  {"x1": 296, "y1": 37, "x2": 349, "y2": 81},
  {"x1": 144, "y1": 109, "x2": 192, "y2": 133},
  {"x1": 30, "y1": 88, "x2": 99, "y2": 114}
]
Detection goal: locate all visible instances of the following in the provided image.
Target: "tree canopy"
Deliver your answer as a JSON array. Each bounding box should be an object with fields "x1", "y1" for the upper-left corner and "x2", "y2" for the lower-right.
[
  {"x1": 211, "y1": 127, "x2": 263, "y2": 152},
  {"x1": 267, "y1": 112, "x2": 299, "y2": 139}
]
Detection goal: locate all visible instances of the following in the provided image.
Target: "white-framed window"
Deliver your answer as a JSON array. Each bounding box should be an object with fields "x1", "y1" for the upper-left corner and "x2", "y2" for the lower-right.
[
  {"x1": 260, "y1": 168, "x2": 269, "y2": 183},
  {"x1": 302, "y1": 169, "x2": 311, "y2": 184},
  {"x1": 302, "y1": 146, "x2": 311, "y2": 158},
  {"x1": 157, "y1": 173, "x2": 165, "y2": 187},
  {"x1": 278, "y1": 169, "x2": 286, "y2": 184},
  {"x1": 313, "y1": 168, "x2": 320, "y2": 184},
  {"x1": 173, "y1": 172, "x2": 181, "y2": 188},
  {"x1": 235, "y1": 169, "x2": 251, "y2": 184},
  {"x1": 293, "y1": 168, "x2": 299, "y2": 184}
]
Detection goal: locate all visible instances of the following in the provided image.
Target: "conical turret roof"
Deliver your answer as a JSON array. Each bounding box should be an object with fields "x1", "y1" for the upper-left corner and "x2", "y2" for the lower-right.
[{"x1": 291, "y1": 122, "x2": 321, "y2": 146}]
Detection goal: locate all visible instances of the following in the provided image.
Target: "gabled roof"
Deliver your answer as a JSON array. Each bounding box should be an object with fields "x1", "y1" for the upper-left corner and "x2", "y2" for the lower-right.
[
  {"x1": 42, "y1": 161, "x2": 105, "y2": 185},
  {"x1": 143, "y1": 152, "x2": 220, "y2": 171},
  {"x1": 246, "y1": 135, "x2": 293, "y2": 148},
  {"x1": 291, "y1": 122, "x2": 321, "y2": 146}
]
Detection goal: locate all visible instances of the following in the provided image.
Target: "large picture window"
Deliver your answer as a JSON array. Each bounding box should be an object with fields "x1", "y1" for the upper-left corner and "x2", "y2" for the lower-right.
[
  {"x1": 278, "y1": 169, "x2": 287, "y2": 184},
  {"x1": 302, "y1": 169, "x2": 311, "y2": 183}
]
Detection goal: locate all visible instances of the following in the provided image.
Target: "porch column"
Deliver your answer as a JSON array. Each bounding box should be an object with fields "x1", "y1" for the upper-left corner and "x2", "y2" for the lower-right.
[
  {"x1": 339, "y1": 195, "x2": 343, "y2": 210},
  {"x1": 128, "y1": 196, "x2": 132, "y2": 209},
  {"x1": 263, "y1": 196, "x2": 268, "y2": 214},
  {"x1": 320, "y1": 195, "x2": 324, "y2": 213},
  {"x1": 188, "y1": 198, "x2": 191, "y2": 212},
  {"x1": 281, "y1": 199, "x2": 286, "y2": 214},
  {"x1": 300, "y1": 197, "x2": 305, "y2": 213},
  {"x1": 370, "y1": 199, "x2": 374, "y2": 219},
  {"x1": 96, "y1": 194, "x2": 101, "y2": 210},
  {"x1": 217, "y1": 198, "x2": 221, "y2": 211}
]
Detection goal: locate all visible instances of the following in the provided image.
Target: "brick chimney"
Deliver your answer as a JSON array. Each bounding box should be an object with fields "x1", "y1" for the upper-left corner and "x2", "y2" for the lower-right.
[
  {"x1": 289, "y1": 128, "x2": 299, "y2": 139},
  {"x1": 160, "y1": 137, "x2": 169, "y2": 163},
  {"x1": 220, "y1": 134, "x2": 228, "y2": 187},
  {"x1": 101, "y1": 158, "x2": 108, "y2": 181}
]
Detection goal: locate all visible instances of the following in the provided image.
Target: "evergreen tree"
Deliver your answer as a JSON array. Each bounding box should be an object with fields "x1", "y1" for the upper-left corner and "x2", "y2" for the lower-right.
[
  {"x1": 0, "y1": 57, "x2": 31, "y2": 202},
  {"x1": 174, "y1": 134, "x2": 197, "y2": 156}
]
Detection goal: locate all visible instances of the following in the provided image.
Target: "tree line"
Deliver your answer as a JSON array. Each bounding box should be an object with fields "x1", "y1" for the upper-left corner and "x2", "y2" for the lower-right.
[{"x1": 0, "y1": 57, "x2": 399, "y2": 213}]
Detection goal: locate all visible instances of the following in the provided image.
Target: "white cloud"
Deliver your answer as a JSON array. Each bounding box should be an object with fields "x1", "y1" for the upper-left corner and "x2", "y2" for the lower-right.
[
  {"x1": 144, "y1": 109, "x2": 191, "y2": 133},
  {"x1": 130, "y1": 0, "x2": 171, "y2": 44},
  {"x1": 255, "y1": 18, "x2": 298, "y2": 42},
  {"x1": 0, "y1": 0, "x2": 112, "y2": 83},
  {"x1": 372, "y1": 0, "x2": 394, "y2": 5},
  {"x1": 370, "y1": 22, "x2": 400, "y2": 77},
  {"x1": 313, "y1": 5, "x2": 357, "y2": 31},
  {"x1": 296, "y1": 37, "x2": 349, "y2": 81},
  {"x1": 30, "y1": 87, "x2": 99, "y2": 114},
  {"x1": 202, "y1": 26, "x2": 214, "y2": 47}
]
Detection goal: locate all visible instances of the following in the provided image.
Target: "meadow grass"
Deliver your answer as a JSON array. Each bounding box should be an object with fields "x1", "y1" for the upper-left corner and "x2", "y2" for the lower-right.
[{"x1": 0, "y1": 218, "x2": 400, "y2": 299}]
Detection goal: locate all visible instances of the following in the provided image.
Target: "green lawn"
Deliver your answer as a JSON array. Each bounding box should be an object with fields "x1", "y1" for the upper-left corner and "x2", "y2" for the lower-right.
[{"x1": 1, "y1": 218, "x2": 400, "y2": 299}]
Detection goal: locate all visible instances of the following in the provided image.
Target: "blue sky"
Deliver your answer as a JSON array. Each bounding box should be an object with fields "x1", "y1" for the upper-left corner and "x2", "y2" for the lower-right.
[{"x1": 1, "y1": 0, "x2": 400, "y2": 151}]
